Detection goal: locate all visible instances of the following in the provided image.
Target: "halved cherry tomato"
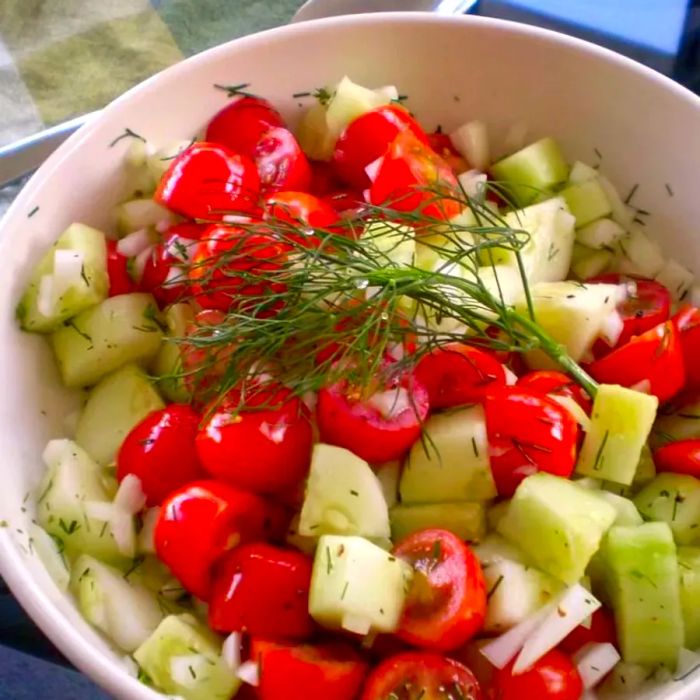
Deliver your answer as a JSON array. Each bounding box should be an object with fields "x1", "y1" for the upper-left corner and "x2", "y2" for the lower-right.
[
  {"x1": 196, "y1": 384, "x2": 313, "y2": 494},
  {"x1": 322, "y1": 190, "x2": 367, "y2": 223},
  {"x1": 517, "y1": 370, "x2": 593, "y2": 415},
  {"x1": 155, "y1": 142, "x2": 261, "y2": 220},
  {"x1": 316, "y1": 367, "x2": 430, "y2": 463},
  {"x1": 360, "y1": 652, "x2": 482, "y2": 700},
  {"x1": 587, "y1": 320, "x2": 685, "y2": 403},
  {"x1": 369, "y1": 131, "x2": 462, "y2": 222},
  {"x1": 116, "y1": 404, "x2": 204, "y2": 507},
  {"x1": 653, "y1": 439, "x2": 700, "y2": 477},
  {"x1": 251, "y1": 639, "x2": 368, "y2": 700},
  {"x1": 394, "y1": 529, "x2": 486, "y2": 652},
  {"x1": 484, "y1": 387, "x2": 579, "y2": 497},
  {"x1": 205, "y1": 96, "x2": 285, "y2": 156},
  {"x1": 427, "y1": 131, "x2": 469, "y2": 174},
  {"x1": 209, "y1": 543, "x2": 313, "y2": 639},
  {"x1": 254, "y1": 127, "x2": 312, "y2": 193},
  {"x1": 154, "y1": 480, "x2": 280, "y2": 599},
  {"x1": 414, "y1": 344, "x2": 506, "y2": 409},
  {"x1": 588, "y1": 274, "x2": 671, "y2": 358},
  {"x1": 264, "y1": 191, "x2": 341, "y2": 244},
  {"x1": 559, "y1": 606, "x2": 618, "y2": 655},
  {"x1": 106, "y1": 239, "x2": 137, "y2": 296},
  {"x1": 332, "y1": 104, "x2": 429, "y2": 190},
  {"x1": 487, "y1": 649, "x2": 582, "y2": 700},
  {"x1": 674, "y1": 305, "x2": 700, "y2": 390}
]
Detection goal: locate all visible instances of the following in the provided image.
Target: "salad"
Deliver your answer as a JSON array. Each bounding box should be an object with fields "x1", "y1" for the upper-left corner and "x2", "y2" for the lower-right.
[{"x1": 15, "y1": 75, "x2": 700, "y2": 700}]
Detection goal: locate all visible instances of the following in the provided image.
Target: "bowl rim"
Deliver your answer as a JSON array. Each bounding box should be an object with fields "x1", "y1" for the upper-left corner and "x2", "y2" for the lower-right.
[{"x1": 1, "y1": 11, "x2": 699, "y2": 699}]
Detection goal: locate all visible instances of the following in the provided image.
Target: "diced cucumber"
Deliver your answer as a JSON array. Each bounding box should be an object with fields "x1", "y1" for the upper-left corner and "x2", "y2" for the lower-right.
[
  {"x1": 515, "y1": 281, "x2": 618, "y2": 368},
  {"x1": 576, "y1": 384, "x2": 658, "y2": 485},
  {"x1": 560, "y1": 178, "x2": 612, "y2": 228},
  {"x1": 133, "y1": 614, "x2": 239, "y2": 700},
  {"x1": 604, "y1": 523, "x2": 684, "y2": 668},
  {"x1": 375, "y1": 461, "x2": 400, "y2": 509},
  {"x1": 473, "y1": 533, "x2": 528, "y2": 565},
  {"x1": 597, "y1": 492, "x2": 643, "y2": 526},
  {"x1": 602, "y1": 444, "x2": 657, "y2": 497},
  {"x1": 51, "y1": 293, "x2": 163, "y2": 388},
  {"x1": 151, "y1": 302, "x2": 194, "y2": 403},
  {"x1": 634, "y1": 473, "x2": 700, "y2": 546},
  {"x1": 470, "y1": 265, "x2": 526, "y2": 312},
  {"x1": 655, "y1": 258, "x2": 694, "y2": 303},
  {"x1": 389, "y1": 502, "x2": 486, "y2": 543},
  {"x1": 285, "y1": 514, "x2": 317, "y2": 556},
  {"x1": 450, "y1": 120, "x2": 490, "y2": 171},
  {"x1": 570, "y1": 245, "x2": 613, "y2": 280},
  {"x1": 497, "y1": 473, "x2": 617, "y2": 584},
  {"x1": 29, "y1": 523, "x2": 70, "y2": 591},
  {"x1": 415, "y1": 209, "x2": 476, "y2": 274},
  {"x1": 36, "y1": 439, "x2": 124, "y2": 564},
  {"x1": 599, "y1": 661, "x2": 656, "y2": 694},
  {"x1": 76, "y1": 363, "x2": 164, "y2": 466},
  {"x1": 574, "y1": 477, "x2": 604, "y2": 491},
  {"x1": 298, "y1": 444, "x2": 390, "y2": 539},
  {"x1": 363, "y1": 220, "x2": 416, "y2": 268},
  {"x1": 296, "y1": 101, "x2": 336, "y2": 161},
  {"x1": 568, "y1": 161, "x2": 598, "y2": 185},
  {"x1": 325, "y1": 76, "x2": 390, "y2": 140},
  {"x1": 653, "y1": 395, "x2": 700, "y2": 446},
  {"x1": 399, "y1": 405, "x2": 496, "y2": 504},
  {"x1": 486, "y1": 500, "x2": 511, "y2": 530},
  {"x1": 576, "y1": 217, "x2": 626, "y2": 249},
  {"x1": 612, "y1": 227, "x2": 665, "y2": 278},
  {"x1": 677, "y1": 547, "x2": 700, "y2": 649},
  {"x1": 114, "y1": 198, "x2": 176, "y2": 236},
  {"x1": 17, "y1": 223, "x2": 109, "y2": 333},
  {"x1": 146, "y1": 141, "x2": 194, "y2": 184},
  {"x1": 490, "y1": 137, "x2": 569, "y2": 206},
  {"x1": 71, "y1": 555, "x2": 164, "y2": 652},
  {"x1": 309, "y1": 535, "x2": 412, "y2": 635}
]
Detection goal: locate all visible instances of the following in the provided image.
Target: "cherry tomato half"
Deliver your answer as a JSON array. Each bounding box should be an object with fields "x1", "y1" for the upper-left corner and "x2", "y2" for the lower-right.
[
  {"x1": 255, "y1": 127, "x2": 312, "y2": 194},
  {"x1": 209, "y1": 543, "x2": 314, "y2": 640},
  {"x1": 653, "y1": 439, "x2": 700, "y2": 478},
  {"x1": 116, "y1": 404, "x2": 204, "y2": 507},
  {"x1": 414, "y1": 344, "x2": 506, "y2": 409},
  {"x1": 587, "y1": 320, "x2": 685, "y2": 403},
  {"x1": 427, "y1": 131, "x2": 469, "y2": 174},
  {"x1": 155, "y1": 142, "x2": 261, "y2": 221},
  {"x1": 196, "y1": 384, "x2": 313, "y2": 495},
  {"x1": 264, "y1": 191, "x2": 341, "y2": 245},
  {"x1": 674, "y1": 305, "x2": 700, "y2": 390},
  {"x1": 332, "y1": 104, "x2": 429, "y2": 190},
  {"x1": 558, "y1": 606, "x2": 618, "y2": 656},
  {"x1": 361, "y1": 652, "x2": 482, "y2": 700},
  {"x1": 394, "y1": 529, "x2": 486, "y2": 652},
  {"x1": 517, "y1": 370, "x2": 593, "y2": 415},
  {"x1": 106, "y1": 239, "x2": 137, "y2": 296},
  {"x1": 484, "y1": 387, "x2": 579, "y2": 497}
]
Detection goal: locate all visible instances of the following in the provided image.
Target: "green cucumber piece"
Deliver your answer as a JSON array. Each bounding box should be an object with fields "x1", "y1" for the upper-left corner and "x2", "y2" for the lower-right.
[
  {"x1": 363, "y1": 220, "x2": 416, "y2": 267},
  {"x1": 633, "y1": 473, "x2": 700, "y2": 546},
  {"x1": 560, "y1": 178, "x2": 612, "y2": 228},
  {"x1": 597, "y1": 492, "x2": 643, "y2": 526},
  {"x1": 576, "y1": 217, "x2": 626, "y2": 249},
  {"x1": 114, "y1": 198, "x2": 176, "y2": 236},
  {"x1": 17, "y1": 223, "x2": 109, "y2": 333},
  {"x1": 653, "y1": 395, "x2": 700, "y2": 447},
  {"x1": 399, "y1": 405, "x2": 496, "y2": 504},
  {"x1": 151, "y1": 302, "x2": 194, "y2": 403},
  {"x1": 298, "y1": 444, "x2": 390, "y2": 539},
  {"x1": 76, "y1": 363, "x2": 164, "y2": 466},
  {"x1": 677, "y1": 546, "x2": 700, "y2": 649},
  {"x1": 486, "y1": 500, "x2": 511, "y2": 531},
  {"x1": 568, "y1": 161, "x2": 598, "y2": 185},
  {"x1": 655, "y1": 258, "x2": 694, "y2": 303},
  {"x1": 309, "y1": 535, "x2": 412, "y2": 635},
  {"x1": 497, "y1": 472, "x2": 617, "y2": 584},
  {"x1": 296, "y1": 101, "x2": 336, "y2": 161},
  {"x1": 604, "y1": 522, "x2": 684, "y2": 668},
  {"x1": 576, "y1": 384, "x2": 658, "y2": 485},
  {"x1": 570, "y1": 244, "x2": 613, "y2": 280},
  {"x1": 375, "y1": 461, "x2": 400, "y2": 509},
  {"x1": 29, "y1": 523, "x2": 70, "y2": 591},
  {"x1": 133, "y1": 614, "x2": 239, "y2": 700},
  {"x1": 602, "y1": 444, "x2": 656, "y2": 497},
  {"x1": 51, "y1": 292, "x2": 162, "y2": 388},
  {"x1": 389, "y1": 502, "x2": 486, "y2": 543},
  {"x1": 611, "y1": 227, "x2": 665, "y2": 278},
  {"x1": 285, "y1": 515, "x2": 317, "y2": 556}
]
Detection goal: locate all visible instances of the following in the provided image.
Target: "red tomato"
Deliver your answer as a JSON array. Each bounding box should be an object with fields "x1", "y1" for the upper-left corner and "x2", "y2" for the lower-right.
[
  {"x1": 394, "y1": 529, "x2": 486, "y2": 652},
  {"x1": 196, "y1": 384, "x2": 313, "y2": 494},
  {"x1": 484, "y1": 387, "x2": 579, "y2": 497},
  {"x1": 254, "y1": 127, "x2": 312, "y2": 193},
  {"x1": 559, "y1": 607, "x2": 618, "y2": 655},
  {"x1": 674, "y1": 305, "x2": 700, "y2": 390},
  {"x1": 517, "y1": 370, "x2": 593, "y2": 415},
  {"x1": 264, "y1": 191, "x2": 341, "y2": 244},
  {"x1": 251, "y1": 639, "x2": 368, "y2": 700},
  {"x1": 427, "y1": 132, "x2": 469, "y2": 174},
  {"x1": 316, "y1": 368, "x2": 430, "y2": 463},
  {"x1": 487, "y1": 649, "x2": 583, "y2": 700},
  {"x1": 588, "y1": 274, "x2": 671, "y2": 357},
  {"x1": 155, "y1": 142, "x2": 260, "y2": 221},
  {"x1": 189, "y1": 225, "x2": 289, "y2": 312},
  {"x1": 209, "y1": 543, "x2": 313, "y2": 639},
  {"x1": 309, "y1": 161, "x2": 342, "y2": 197},
  {"x1": 361, "y1": 652, "x2": 482, "y2": 700},
  {"x1": 332, "y1": 104, "x2": 429, "y2": 190},
  {"x1": 206, "y1": 96, "x2": 285, "y2": 156},
  {"x1": 322, "y1": 190, "x2": 367, "y2": 222},
  {"x1": 116, "y1": 404, "x2": 204, "y2": 507},
  {"x1": 369, "y1": 131, "x2": 462, "y2": 222},
  {"x1": 106, "y1": 239, "x2": 137, "y2": 296},
  {"x1": 653, "y1": 439, "x2": 700, "y2": 477},
  {"x1": 414, "y1": 344, "x2": 506, "y2": 409},
  {"x1": 154, "y1": 480, "x2": 280, "y2": 599},
  {"x1": 587, "y1": 320, "x2": 685, "y2": 403}
]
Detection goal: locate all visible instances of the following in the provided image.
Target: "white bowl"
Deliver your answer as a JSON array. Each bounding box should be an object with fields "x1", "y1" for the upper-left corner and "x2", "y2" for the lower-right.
[{"x1": 1, "y1": 12, "x2": 699, "y2": 700}]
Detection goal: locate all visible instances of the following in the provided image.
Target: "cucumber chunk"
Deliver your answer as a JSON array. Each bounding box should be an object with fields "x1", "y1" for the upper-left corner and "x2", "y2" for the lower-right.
[
  {"x1": 604, "y1": 522, "x2": 684, "y2": 668},
  {"x1": 399, "y1": 405, "x2": 496, "y2": 504},
  {"x1": 71, "y1": 555, "x2": 164, "y2": 652},
  {"x1": 655, "y1": 258, "x2": 694, "y2": 302},
  {"x1": 490, "y1": 137, "x2": 569, "y2": 206},
  {"x1": 560, "y1": 178, "x2": 612, "y2": 228},
  {"x1": 375, "y1": 461, "x2": 400, "y2": 509},
  {"x1": 602, "y1": 443, "x2": 656, "y2": 497},
  {"x1": 633, "y1": 473, "x2": 700, "y2": 546},
  {"x1": 576, "y1": 384, "x2": 658, "y2": 485},
  {"x1": 389, "y1": 502, "x2": 486, "y2": 543},
  {"x1": 568, "y1": 161, "x2": 598, "y2": 185},
  {"x1": 298, "y1": 444, "x2": 390, "y2": 539},
  {"x1": 133, "y1": 614, "x2": 239, "y2": 700},
  {"x1": 296, "y1": 101, "x2": 336, "y2": 161},
  {"x1": 114, "y1": 198, "x2": 176, "y2": 236},
  {"x1": 653, "y1": 396, "x2": 700, "y2": 447},
  {"x1": 612, "y1": 227, "x2": 665, "y2": 278},
  {"x1": 29, "y1": 523, "x2": 70, "y2": 591},
  {"x1": 151, "y1": 302, "x2": 194, "y2": 403},
  {"x1": 17, "y1": 223, "x2": 109, "y2": 333},
  {"x1": 570, "y1": 244, "x2": 613, "y2": 280},
  {"x1": 576, "y1": 217, "x2": 626, "y2": 249},
  {"x1": 497, "y1": 473, "x2": 617, "y2": 584},
  {"x1": 76, "y1": 363, "x2": 164, "y2": 466},
  {"x1": 51, "y1": 292, "x2": 162, "y2": 388},
  {"x1": 309, "y1": 535, "x2": 412, "y2": 636},
  {"x1": 677, "y1": 546, "x2": 700, "y2": 649},
  {"x1": 597, "y1": 492, "x2": 643, "y2": 526}
]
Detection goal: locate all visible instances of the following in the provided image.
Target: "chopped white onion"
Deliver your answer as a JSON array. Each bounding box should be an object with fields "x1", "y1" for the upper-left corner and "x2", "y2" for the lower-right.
[
  {"x1": 367, "y1": 387, "x2": 411, "y2": 419},
  {"x1": 573, "y1": 642, "x2": 621, "y2": 689},
  {"x1": 457, "y1": 169, "x2": 488, "y2": 200},
  {"x1": 675, "y1": 647, "x2": 700, "y2": 681},
  {"x1": 374, "y1": 85, "x2": 399, "y2": 101},
  {"x1": 138, "y1": 507, "x2": 161, "y2": 554},
  {"x1": 599, "y1": 311, "x2": 624, "y2": 347},
  {"x1": 84, "y1": 500, "x2": 115, "y2": 521},
  {"x1": 116, "y1": 228, "x2": 153, "y2": 257},
  {"x1": 504, "y1": 367, "x2": 518, "y2": 386},
  {"x1": 499, "y1": 122, "x2": 529, "y2": 159},
  {"x1": 37, "y1": 275, "x2": 54, "y2": 317},
  {"x1": 111, "y1": 509, "x2": 137, "y2": 558},
  {"x1": 170, "y1": 654, "x2": 208, "y2": 688},
  {"x1": 223, "y1": 214, "x2": 254, "y2": 225},
  {"x1": 222, "y1": 632, "x2": 242, "y2": 672},
  {"x1": 598, "y1": 176, "x2": 634, "y2": 229},
  {"x1": 365, "y1": 156, "x2": 384, "y2": 183},
  {"x1": 236, "y1": 660, "x2": 260, "y2": 687},
  {"x1": 114, "y1": 474, "x2": 147, "y2": 515},
  {"x1": 449, "y1": 120, "x2": 490, "y2": 171},
  {"x1": 132, "y1": 244, "x2": 155, "y2": 282},
  {"x1": 121, "y1": 654, "x2": 139, "y2": 678},
  {"x1": 655, "y1": 258, "x2": 695, "y2": 303}
]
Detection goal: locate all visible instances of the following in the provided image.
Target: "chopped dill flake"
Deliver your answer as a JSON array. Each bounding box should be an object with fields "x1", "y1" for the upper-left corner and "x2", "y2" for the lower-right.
[
  {"x1": 213, "y1": 82, "x2": 254, "y2": 98},
  {"x1": 487, "y1": 574, "x2": 504, "y2": 600},
  {"x1": 109, "y1": 128, "x2": 146, "y2": 148},
  {"x1": 624, "y1": 183, "x2": 639, "y2": 205},
  {"x1": 665, "y1": 183, "x2": 674, "y2": 197},
  {"x1": 592, "y1": 430, "x2": 610, "y2": 471},
  {"x1": 326, "y1": 546, "x2": 333, "y2": 574},
  {"x1": 341, "y1": 581, "x2": 349, "y2": 600},
  {"x1": 349, "y1": 489, "x2": 359, "y2": 497},
  {"x1": 28, "y1": 205, "x2": 39, "y2": 218}
]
